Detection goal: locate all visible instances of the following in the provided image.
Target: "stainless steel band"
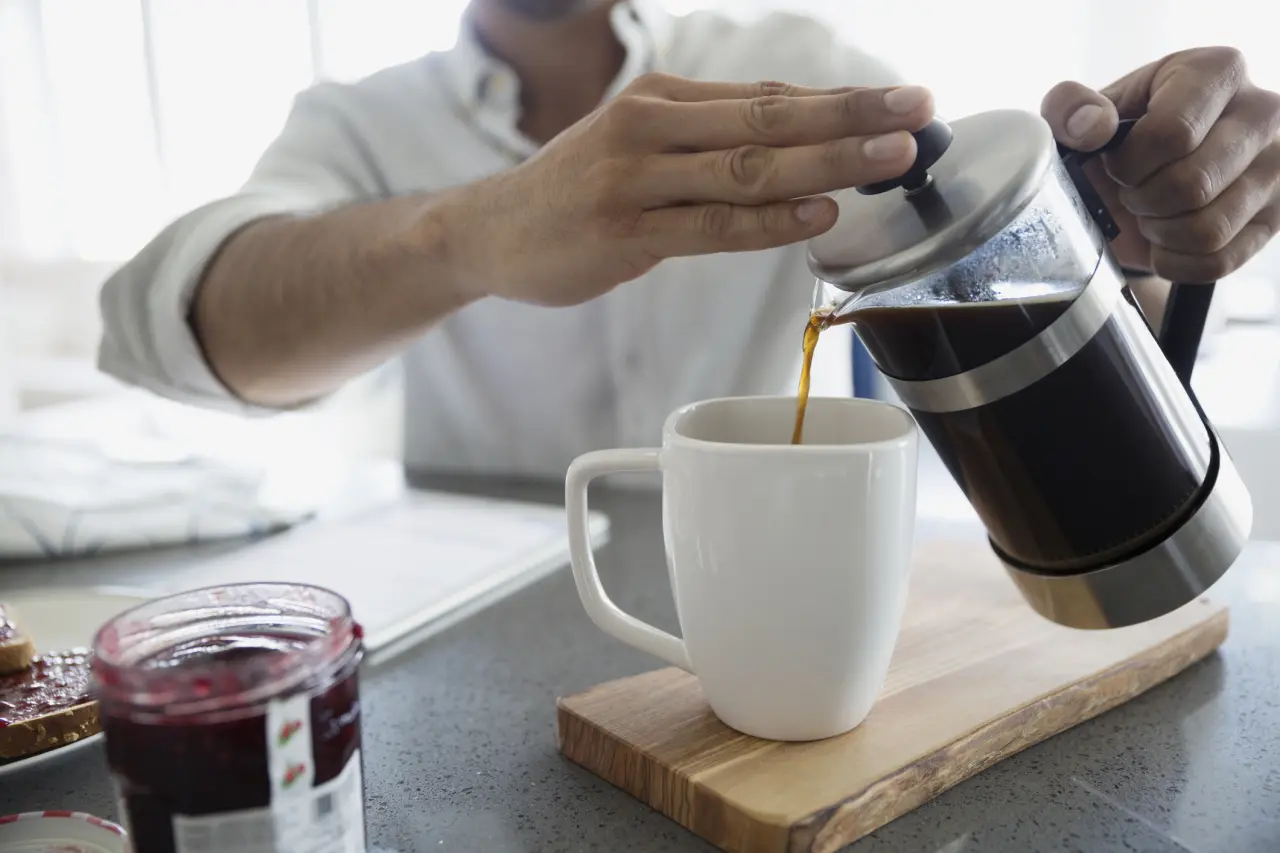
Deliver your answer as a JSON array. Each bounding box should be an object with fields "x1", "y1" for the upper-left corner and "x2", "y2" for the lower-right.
[
  {"x1": 1000, "y1": 427, "x2": 1253, "y2": 629},
  {"x1": 883, "y1": 255, "x2": 1126, "y2": 414}
]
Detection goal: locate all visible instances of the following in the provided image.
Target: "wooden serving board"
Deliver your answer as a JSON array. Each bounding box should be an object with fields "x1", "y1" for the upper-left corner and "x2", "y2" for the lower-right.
[{"x1": 557, "y1": 540, "x2": 1228, "y2": 853}]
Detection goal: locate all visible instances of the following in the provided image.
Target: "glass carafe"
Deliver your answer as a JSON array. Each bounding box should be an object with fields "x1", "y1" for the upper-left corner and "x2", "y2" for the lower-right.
[{"x1": 804, "y1": 110, "x2": 1250, "y2": 628}]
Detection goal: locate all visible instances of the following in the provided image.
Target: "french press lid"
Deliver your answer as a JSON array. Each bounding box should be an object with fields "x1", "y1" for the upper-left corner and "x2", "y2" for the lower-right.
[{"x1": 807, "y1": 109, "x2": 1057, "y2": 294}]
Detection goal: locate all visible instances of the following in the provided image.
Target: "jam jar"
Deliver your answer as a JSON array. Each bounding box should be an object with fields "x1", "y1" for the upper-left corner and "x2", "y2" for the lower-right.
[{"x1": 91, "y1": 583, "x2": 365, "y2": 853}]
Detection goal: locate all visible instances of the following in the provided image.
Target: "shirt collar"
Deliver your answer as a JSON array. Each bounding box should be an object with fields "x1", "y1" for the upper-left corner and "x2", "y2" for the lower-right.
[{"x1": 439, "y1": 0, "x2": 672, "y2": 114}]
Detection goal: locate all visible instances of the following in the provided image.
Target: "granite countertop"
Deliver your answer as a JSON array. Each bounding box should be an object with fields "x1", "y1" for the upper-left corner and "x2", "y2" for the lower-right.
[{"x1": 1, "y1": 477, "x2": 1277, "y2": 852}]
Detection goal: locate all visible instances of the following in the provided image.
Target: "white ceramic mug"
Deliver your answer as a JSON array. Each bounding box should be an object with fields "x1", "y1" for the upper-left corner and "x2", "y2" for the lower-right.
[{"x1": 566, "y1": 395, "x2": 919, "y2": 741}]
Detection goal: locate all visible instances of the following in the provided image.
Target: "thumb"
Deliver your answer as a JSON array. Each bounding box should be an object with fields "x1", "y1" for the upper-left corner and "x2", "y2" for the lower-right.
[{"x1": 1041, "y1": 81, "x2": 1120, "y2": 152}]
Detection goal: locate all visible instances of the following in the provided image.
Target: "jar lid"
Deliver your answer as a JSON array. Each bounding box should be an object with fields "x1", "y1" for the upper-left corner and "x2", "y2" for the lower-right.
[
  {"x1": 806, "y1": 109, "x2": 1056, "y2": 294},
  {"x1": 0, "y1": 811, "x2": 130, "y2": 853}
]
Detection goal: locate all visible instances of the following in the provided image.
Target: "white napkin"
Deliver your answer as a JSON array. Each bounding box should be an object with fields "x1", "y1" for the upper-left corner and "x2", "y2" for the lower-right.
[
  {"x1": 0, "y1": 392, "x2": 341, "y2": 560},
  {"x1": 0, "y1": 433, "x2": 315, "y2": 560}
]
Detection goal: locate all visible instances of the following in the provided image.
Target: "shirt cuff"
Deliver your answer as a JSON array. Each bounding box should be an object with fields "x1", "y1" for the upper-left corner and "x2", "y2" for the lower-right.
[{"x1": 104, "y1": 194, "x2": 312, "y2": 417}]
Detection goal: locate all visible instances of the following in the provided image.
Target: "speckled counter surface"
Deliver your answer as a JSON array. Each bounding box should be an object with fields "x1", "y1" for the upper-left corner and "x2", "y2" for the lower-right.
[{"x1": 3, "y1": 477, "x2": 1278, "y2": 853}]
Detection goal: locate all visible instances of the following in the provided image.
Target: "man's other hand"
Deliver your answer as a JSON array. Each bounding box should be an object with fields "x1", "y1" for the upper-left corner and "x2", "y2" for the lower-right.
[{"x1": 1042, "y1": 46, "x2": 1280, "y2": 283}]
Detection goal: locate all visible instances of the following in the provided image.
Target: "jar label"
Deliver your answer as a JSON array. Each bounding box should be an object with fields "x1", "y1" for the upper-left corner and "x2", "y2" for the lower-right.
[
  {"x1": 267, "y1": 692, "x2": 317, "y2": 797},
  {"x1": 170, "y1": 748, "x2": 364, "y2": 853}
]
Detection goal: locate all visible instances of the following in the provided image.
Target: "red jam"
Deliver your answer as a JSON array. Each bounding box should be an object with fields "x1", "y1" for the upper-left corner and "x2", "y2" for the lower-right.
[
  {"x1": 92, "y1": 584, "x2": 365, "y2": 853},
  {"x1": 0, "y1": 649, "x2": 92, "y2": 729}
]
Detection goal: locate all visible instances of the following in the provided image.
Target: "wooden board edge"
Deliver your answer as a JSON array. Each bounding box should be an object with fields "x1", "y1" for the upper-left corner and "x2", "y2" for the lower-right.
[
  {"x1": 557, "y1": 697, "x2": 791, "y2": 853},
  {"x1": 788, "y1": 607, "x2": 1230, "y2": 853},
  {"x1": 557, "y1": 697, "x2": 695, "y2": 818},
  {"x1": 557, "y1": 700, "x2": 660, "y2": 802}
]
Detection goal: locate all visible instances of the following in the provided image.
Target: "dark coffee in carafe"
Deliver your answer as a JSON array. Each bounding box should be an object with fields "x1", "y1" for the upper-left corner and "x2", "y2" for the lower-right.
[
  {"x1": 850, "y1": 293, "x2": 1072, "y2": 381},
  {"x1": 849, "y1": 288, "x2": 1209, "y2": 572}
]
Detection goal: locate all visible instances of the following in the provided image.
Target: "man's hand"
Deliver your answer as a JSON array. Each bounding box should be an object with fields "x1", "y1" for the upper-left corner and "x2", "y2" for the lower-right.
[
  {"x1": 447, "y1": 73, "x2": 935, "y2": 306},
  {"x1": 1041, "y1": 47, "x2": 1280, "y2": 283},
  {"x1": 183, "y1": 73, "x2": 932, "y2": 408}
]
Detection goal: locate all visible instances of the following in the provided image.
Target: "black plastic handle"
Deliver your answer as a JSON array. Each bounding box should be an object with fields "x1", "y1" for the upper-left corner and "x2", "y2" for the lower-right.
[
  {"x1": 857, "y1": 119, "x2": 954, "y2": 195},
  {"x1": 1058, "y1": 117, "x2": 1215, "y2": 388}
]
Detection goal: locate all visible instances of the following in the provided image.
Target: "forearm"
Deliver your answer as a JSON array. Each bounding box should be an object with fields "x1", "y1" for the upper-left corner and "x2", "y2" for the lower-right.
[{"x1": 192, "y1": 190, "x2": 477, "y2": 408}]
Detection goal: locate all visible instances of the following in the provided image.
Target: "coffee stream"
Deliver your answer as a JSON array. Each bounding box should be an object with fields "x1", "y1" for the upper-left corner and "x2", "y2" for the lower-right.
[
  {"x1": 792, "y1": 310, "x2": 854, "y2": 444},
  {"x1": 791, "y1": 313, "x2": 824, "y2": 444}
]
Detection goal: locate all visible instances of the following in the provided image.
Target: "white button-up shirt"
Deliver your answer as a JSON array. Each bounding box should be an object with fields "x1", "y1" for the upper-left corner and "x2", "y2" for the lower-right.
[{"x1": 98, "y1": 0, "x2": 904, "y2": 478}]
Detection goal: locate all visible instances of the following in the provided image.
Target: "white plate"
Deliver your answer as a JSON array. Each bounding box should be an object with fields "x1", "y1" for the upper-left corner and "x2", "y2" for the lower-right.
[
  {"x1": 0, "y1": 733, "x2": 103, "y2": 780},
  {"x1": 0, "y1": 589, "x2": 151, "y2": 779},
  {"x1": 2, "y1": 589, "x2": 152, "y2": 654},
  {"x1": 0, "y1": 811, "x2": 129, "y2": 852}
]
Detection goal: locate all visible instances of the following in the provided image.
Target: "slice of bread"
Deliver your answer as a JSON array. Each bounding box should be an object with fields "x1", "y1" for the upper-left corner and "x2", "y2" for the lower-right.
[
  {"x1": 0, "y1": 649, "x2": 101, "y2": 761},
  {"x1": 0, "y1": 603, "x2": 36, "y2": 676}
]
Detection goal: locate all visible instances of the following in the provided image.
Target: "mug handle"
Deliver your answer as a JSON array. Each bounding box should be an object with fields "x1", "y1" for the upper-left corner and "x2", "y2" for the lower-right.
[{"x1": 565, "y1": 448, "x2": 693, "y2": 671}]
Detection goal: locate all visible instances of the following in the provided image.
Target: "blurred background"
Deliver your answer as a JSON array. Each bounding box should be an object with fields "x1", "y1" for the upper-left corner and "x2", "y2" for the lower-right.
[{"x1": 2, "y1": 0, "x2": 1280, "y2": 528}]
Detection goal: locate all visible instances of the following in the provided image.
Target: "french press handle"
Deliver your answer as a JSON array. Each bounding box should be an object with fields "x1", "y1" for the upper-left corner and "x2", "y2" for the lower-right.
[{"x1": 1058, "y1": 118, "x2": 1216, "y2": 388}]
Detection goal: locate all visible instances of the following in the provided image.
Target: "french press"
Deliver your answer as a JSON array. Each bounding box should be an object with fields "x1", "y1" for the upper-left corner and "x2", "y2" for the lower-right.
[{"x1": 807, "y1": 109, "x2": 1253, "y2": 630}]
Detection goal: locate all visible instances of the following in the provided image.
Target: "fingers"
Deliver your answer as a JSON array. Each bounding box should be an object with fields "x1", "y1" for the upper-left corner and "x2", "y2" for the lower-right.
[
  {"x1": 634, "y1": 133, "x2": 917, "y2": 206},
  {"x1": 1105, "y1": 47, "x2": 1249, "y2": 187},
  {"x1": 1136, "y1": 141, "x2": 1280, "y2": 253},
  {"x1": 629, "y1": 73, "x2": 856, "y2": 103},
  {"x1": 613, "y1": 84, "x2": 933, "y2": 152},
  {"x1": 1075, "y1": 47, "x2": 1280, "y2": 277},
  {"x1": 1118, "y1": 90, "x2": 1280, "y2": 217},
  {"x1": 1149, "y1": 202, "x2": 1280, "y2": 282},
  {"x1": 637, "y1": 197, "x2": 838, "y2": 258},
  {"x1": 1041, "y1": 81, "x2": 1121, "y2": 151}
]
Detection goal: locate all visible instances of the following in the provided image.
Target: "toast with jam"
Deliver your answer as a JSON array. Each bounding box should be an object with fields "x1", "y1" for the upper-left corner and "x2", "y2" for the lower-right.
[{"x1": 0, "y1": 603, "x2": 100, "y2": 761}]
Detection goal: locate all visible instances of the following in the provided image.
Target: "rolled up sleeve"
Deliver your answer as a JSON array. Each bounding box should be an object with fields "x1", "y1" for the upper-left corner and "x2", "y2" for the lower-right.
[{"x1": 97, "y1": 82, "x2": 382, "y2": 415}]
